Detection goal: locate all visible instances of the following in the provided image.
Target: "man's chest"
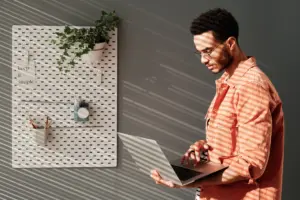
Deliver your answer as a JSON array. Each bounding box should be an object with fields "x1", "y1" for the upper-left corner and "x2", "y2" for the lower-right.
[{"x1": 205, "y1": 83, "x2": 238, "y2": 161}]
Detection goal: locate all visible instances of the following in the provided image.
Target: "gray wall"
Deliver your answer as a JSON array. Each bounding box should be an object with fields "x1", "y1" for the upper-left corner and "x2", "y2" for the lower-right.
[{"x1": 0, "y1": 0, "x2": 298, "y2": 199}]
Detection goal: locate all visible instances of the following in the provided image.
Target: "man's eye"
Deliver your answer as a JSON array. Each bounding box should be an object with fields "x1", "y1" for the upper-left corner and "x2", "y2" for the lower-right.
[{"x1": 206, "y1": 49, "x2": 213, "y2": 54}]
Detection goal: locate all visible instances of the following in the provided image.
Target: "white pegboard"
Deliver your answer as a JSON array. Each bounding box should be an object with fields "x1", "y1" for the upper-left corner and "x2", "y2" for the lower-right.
[{"x1": 11, "y1": 25, "x2": 118, "y2": 168}]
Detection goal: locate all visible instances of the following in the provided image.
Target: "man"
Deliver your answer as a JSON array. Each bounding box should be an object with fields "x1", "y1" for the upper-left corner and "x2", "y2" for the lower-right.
[{"x1": 150, "y1": 8, "x2": 284, "y2": 200}]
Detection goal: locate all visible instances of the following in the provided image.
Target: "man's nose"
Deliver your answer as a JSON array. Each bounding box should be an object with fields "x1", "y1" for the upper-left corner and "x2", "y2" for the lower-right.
[{"x1": 201, "y1": 55, "x2": 209, "y2": 65}]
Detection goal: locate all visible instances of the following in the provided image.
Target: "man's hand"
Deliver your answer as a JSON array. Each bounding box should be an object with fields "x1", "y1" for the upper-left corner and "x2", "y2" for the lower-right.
[
  {"x1": 150, "y1": 169, "x2": 203, "y2": 189},
  {"x1": 181, "y1": 140, "x2": 212, "y2": 166},
  {"x1": 150, "y1": 170, "x2": 182, "y2": 188}
]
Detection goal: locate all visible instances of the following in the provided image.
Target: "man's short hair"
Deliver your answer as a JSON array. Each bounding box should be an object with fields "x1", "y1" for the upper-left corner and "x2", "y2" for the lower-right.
[{"x1": 190, "y1": 8, "x2": 239, "y2": 43}]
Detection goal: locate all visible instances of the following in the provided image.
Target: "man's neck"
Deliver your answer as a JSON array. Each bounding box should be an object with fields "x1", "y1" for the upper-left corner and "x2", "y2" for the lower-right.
[{"x1": 225, "y1": 49, "x2": 248, "y2": 78}]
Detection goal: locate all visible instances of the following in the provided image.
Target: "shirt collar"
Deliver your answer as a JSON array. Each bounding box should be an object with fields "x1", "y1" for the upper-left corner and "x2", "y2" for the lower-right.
[{"x1": 216, "y1": 56, "x2": 256, "y2": 87}]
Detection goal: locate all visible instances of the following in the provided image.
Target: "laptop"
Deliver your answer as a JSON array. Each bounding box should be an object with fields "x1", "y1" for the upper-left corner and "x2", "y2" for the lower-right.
[{"x1": 118, "y1": 132, "x2": 228, "y2": 186}]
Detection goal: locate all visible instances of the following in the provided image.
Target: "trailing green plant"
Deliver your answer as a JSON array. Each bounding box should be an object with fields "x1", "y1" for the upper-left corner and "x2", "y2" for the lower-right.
[{"x1": 51, "y1": 10, "x2": 120, "y2": 73}]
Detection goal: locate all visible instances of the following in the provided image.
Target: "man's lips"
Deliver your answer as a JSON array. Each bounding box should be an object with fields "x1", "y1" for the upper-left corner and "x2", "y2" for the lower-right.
[{"x1": 207, "y1": 65, "x2": 214, "y2": 70}]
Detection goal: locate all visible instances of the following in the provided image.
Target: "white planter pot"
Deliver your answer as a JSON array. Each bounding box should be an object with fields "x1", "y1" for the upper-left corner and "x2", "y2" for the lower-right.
[
  {"x1": 82, "y1": 42, "x2": 106, "y2": 63},
  {"x1": 34, "y1": 127, "x2": 50, "y2": 146}
]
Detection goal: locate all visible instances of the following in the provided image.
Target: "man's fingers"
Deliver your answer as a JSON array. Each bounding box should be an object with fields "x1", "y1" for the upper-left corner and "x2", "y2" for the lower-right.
[
  {"x1": 194, "y1": 149, "x2": 200, "y2": 164},
  {"x1": 153, "y1": 176, "x2": 161, "y2": 183},
  {"x1": 203, "y1": 143, "x2": 209, "y2": 150},
  {"x1": 181, "y1": 141, "x2": 212, "y2": 166},
  {"x1": 190, "y1": 152, "x2": 196, "y2": 160},
  {"x1": 150, "y1": 170, "x2": 176, "y2": 188},
  {"x1": 151, "y1": 170, "x2": 162, "y2": 183},
  {"x1": 151, "y1": 170, "x2": 161, "y2": 177},
  {"x1": 181, "y1": 154, "x2": 188, "y2": 165},
  {"x1": 190, "y1": 151, "x2": 200, "y2": 166},
  {"x1": 166, "y1": 181, "x2": 175, "y2": 188},
  {"x1": 186, "y1": 150, "x2": 195, "y2": 166},
  {"x1": 181, "y1": 148, "x2": 194, "y2": 165},
  {"x1": 152, "y1": 170, "x2": 159, "y2": 176},
  {"x1": 156, "y1": 178, "x2": 175, "y2": 188},
  {"x1": 203, "y1": 143, "x2": 213, "y2": 151},
  {"x1": 192, "y1": 143, "x2": 203, "y2": 165}
]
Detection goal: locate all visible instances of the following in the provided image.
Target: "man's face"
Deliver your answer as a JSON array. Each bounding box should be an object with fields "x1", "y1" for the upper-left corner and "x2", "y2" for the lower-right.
[{"x1": 193, "y1": 31, "x2": 233, "y2": 74}]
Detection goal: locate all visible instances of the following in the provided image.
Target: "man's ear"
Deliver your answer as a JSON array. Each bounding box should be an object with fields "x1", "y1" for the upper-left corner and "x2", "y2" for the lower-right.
[{"x1": 226, "y1": 37, "x2": 237, "y2": 51}]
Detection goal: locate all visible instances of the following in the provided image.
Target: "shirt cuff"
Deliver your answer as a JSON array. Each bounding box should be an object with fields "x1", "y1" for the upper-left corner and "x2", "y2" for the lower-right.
[{"x1": 224, "y1": 156, "x2": 258, "y2": 185}]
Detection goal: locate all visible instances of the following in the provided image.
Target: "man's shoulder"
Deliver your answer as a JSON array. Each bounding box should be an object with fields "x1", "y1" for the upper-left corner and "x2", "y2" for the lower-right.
[
  {"x1": 238, "y1": 66, "x2": 282, "y2": 104},
  {"x1": 239, "y1": 66, "x2": 270, "y2": 91}
]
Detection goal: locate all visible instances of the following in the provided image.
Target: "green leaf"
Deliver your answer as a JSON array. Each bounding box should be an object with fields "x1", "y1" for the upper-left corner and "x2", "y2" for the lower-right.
[
  {"x1": 64, "y1": 26, "x2": 71, "y2": 34},
  {"x1": 75, "y1": 52, "x2": 82, "y2": 57},
  {"x1": 88, "y1": 43, "x2": 94, "y2": 49},
  {"x1": 63, "y1": 50, "x2": 69, "y2": 56},
  {"x1": 56, "y1": 32, "x2": 64, "y2": 36},
  {"x1": 62, "y1": 43, "x2": 70, "y2": 49},
  {"x1": 60, "y1": 55, "x2": 66, "y2": 62},
  {"x1": 68, "y1": 60, "x2": 76, "y2": 66},
  {"x1": 82, "y1": 48, "x2": 90, "y2": 54},
  {"x1": 51, "y1": 10, "x2": 120, "y2": 74}
]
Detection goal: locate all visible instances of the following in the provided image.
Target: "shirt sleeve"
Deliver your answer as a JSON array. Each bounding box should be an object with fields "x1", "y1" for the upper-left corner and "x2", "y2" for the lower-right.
[{"x1": 228, "y1": 80, "x2": 272, "y2": 184}]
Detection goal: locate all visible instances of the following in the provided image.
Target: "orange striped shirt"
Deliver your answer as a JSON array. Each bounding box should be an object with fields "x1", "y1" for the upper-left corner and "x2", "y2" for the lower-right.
[{"x1": 199, "y1": 57, "x2": 284, "y2": 200}]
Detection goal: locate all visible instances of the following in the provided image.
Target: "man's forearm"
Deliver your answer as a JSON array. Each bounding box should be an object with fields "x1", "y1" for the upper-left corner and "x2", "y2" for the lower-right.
[{"x1": 182, "y1": 167, "x2": 247, "y2": 188}]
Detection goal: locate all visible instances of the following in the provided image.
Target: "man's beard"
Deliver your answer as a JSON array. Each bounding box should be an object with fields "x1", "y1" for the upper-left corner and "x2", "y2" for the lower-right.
[{"x1": 213, "y1": 48, "x2": 234, "y2": 74}]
